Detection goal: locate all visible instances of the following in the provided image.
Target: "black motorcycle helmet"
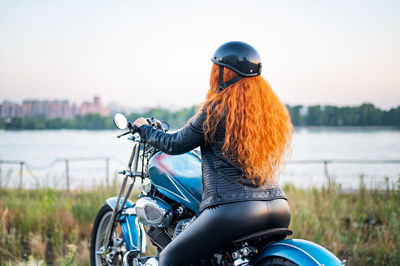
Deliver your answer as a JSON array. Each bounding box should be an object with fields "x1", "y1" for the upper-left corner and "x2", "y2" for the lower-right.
[{"x1": 211, "y1": 41, "x2": 262, "y2": 91}]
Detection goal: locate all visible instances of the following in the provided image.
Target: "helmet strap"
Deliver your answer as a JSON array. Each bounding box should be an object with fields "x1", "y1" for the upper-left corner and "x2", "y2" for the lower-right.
[{"x1": 218, "y1": 66, "x2": 244, "y2": 93}]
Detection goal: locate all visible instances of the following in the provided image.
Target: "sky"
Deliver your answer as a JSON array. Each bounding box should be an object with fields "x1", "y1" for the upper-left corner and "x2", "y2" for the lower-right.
[{"x1": 0, "y1": 0, "x2": 399, "y2": 109}]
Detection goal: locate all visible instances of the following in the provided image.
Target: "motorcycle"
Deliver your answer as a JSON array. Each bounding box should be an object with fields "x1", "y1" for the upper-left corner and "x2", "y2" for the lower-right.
[{"x1": 90, "y1": 113, "x2": 344, "y2": 266}]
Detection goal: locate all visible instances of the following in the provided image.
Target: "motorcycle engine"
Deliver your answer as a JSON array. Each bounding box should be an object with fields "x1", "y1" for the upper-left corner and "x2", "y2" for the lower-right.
[
  {"x1": 173, "y1": 216, "x2": 196, "y2": 238},
  {"x1": 135, "y1": 197, "x2": 172, "y2": 227}
]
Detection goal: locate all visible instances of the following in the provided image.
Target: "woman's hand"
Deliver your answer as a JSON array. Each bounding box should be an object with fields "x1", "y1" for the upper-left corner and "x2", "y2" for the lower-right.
[{"x1": 133, "y1": 117, "x2": 148, "y2": 128}]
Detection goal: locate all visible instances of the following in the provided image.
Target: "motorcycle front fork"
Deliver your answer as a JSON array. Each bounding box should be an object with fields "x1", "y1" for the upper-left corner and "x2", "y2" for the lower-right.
[{"x1": 99, "y1": 171, "x2": 136, "y2": 264}]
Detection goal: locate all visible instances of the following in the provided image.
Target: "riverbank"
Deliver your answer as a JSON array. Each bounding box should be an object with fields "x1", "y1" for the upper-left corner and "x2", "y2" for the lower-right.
[
  {"x1": 0, "y1": 179, "x2": 399, "y2": 265},
  {"x1": 1, "y1": 103, "x2": 400, "y2": 130}
]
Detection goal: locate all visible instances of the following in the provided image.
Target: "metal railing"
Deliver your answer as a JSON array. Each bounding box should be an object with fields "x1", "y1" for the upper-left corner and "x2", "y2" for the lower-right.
[
  {"x1": 287, "y1": 159, "x2": 400, "y2": 186},
  {"x1": 0, "y1": 157, "x2": 123, "y2": 191},
  {"x1": 1, "y1": 158, "x2": 399, "y2": 190}
]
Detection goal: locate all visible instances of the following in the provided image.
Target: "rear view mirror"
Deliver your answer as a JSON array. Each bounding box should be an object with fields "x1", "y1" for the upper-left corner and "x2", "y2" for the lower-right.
[{"x1": 113, "y1": 113, "x2": 128, "y2": 130}]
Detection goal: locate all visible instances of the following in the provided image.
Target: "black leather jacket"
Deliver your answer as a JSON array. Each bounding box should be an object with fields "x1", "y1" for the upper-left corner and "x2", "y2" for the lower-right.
[{"x1": 138, "y1": 110, "x2": 287, "y2": 212}]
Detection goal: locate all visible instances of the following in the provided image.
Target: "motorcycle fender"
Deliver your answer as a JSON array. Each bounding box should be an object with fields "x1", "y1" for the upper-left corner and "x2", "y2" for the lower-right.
[
  {"x1": 254, "y1": 239, "x2": 342, "y2": 266},
  {"x1": 105, "y1": 196, "x2": 134, "y2": 209},
  {"x1": 105, "y1": 197, "x2": 147, "y2": 253}
]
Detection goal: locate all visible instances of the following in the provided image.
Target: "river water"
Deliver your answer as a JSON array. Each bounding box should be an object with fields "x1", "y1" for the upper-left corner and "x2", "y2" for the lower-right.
[{"x1": 0, "y1": 128, "x2": 399, "y2": 190}]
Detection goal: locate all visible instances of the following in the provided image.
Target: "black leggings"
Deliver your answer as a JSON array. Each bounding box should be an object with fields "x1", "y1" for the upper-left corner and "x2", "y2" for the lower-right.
[{"x1": 159, "y1": 199, "x2": 290, "y2": 266}]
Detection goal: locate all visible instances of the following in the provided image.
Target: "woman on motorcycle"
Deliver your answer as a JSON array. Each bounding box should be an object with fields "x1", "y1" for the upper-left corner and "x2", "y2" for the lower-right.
[{"x1": 133, "y1": 41, "x2": 293, "y2": 266}]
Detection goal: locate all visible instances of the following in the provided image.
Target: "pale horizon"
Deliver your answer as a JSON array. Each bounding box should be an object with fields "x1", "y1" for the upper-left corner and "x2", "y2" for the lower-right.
[
  {"x1": 1, "y1": 0, "x2": 399, "y2": 109},
  {"x1": 0, "y1": 95, "x2": 398, "y2": 112}
]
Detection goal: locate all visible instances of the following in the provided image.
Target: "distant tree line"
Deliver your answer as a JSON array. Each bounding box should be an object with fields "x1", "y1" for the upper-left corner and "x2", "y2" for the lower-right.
[
  {"x1": 0, "y1": 103, "x2": 399, "y2": 130},
  {"x1": 286, "y1": 103, "x2": 400, "y2": 126},
  {"x1": 0, "y1": 106, "x2": 198, "y2": 130}
]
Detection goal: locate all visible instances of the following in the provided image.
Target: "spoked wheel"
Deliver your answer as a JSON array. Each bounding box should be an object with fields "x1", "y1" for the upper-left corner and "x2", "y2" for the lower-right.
[
  {"x1": 90, "y1": 204, "x2": 127, "y2": 266},
  {"x1": 256, "y1": 256, "x2": 298, "y2": 266}
]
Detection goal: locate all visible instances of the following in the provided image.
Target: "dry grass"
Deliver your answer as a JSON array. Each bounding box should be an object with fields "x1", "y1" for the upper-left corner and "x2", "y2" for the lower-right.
[
  {"x1": 285, "y1": 177, "x2": 400, "y2": 265},
  {"x1": 0, "y1": 184, "x2": 120, "y2": 265},
  {"x1": 0, "y1": 177, "x2": 398, "y2": 265},
  {"x1": 29, "y1": 234, "x2": 47, "y2": 260}
]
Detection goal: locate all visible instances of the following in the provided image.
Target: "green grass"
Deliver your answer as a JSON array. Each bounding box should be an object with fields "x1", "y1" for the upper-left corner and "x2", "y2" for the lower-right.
[
  {"x1": 0, "y1": 177, "x2": 399, "y2": 265},
  {"x1": 0, "y1": 182, "x2": 121, "y2": 265},
  {"x1": 285, "y1": 177, "x2": 400, "y2": 265}
]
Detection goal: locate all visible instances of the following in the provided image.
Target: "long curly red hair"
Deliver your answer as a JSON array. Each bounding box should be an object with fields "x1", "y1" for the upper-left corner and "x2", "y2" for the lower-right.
[{"x1": 201, "y1": 63, "x2": 293, "y2": 185}]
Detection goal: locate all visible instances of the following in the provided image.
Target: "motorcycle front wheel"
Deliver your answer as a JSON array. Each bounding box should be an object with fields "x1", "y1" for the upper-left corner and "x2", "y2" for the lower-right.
[{"x1": 90, "y1": 204, "x2": 126, "y2": 266}]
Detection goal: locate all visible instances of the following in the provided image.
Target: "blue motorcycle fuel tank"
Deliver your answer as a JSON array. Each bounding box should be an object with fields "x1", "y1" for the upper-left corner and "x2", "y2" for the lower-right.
[{"x1": 148, "y1": 151, "x2": 202, "y2": 214}]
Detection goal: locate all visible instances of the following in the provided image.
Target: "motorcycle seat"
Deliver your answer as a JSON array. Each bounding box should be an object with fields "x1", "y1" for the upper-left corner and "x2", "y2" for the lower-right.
[{"x1": 231, "y1": 228, "x2": 292, "y2": 247}]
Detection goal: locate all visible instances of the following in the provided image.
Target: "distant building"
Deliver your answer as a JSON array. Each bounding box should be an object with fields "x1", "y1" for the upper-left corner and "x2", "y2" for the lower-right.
[
  {"x1": 79, "y1": 96, "x2": 109, "y2": 117},
  {"x1": 0, "y1": 101, "x2": 22, "y2": 118},
  {"x1": 0, "y1": 96, "x2": 110, "y2": 120}
]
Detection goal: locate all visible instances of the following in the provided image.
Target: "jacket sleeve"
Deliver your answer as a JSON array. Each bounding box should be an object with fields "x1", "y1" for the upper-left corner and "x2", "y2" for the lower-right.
[{"x1": 137, "y1": 111, "x2": 206, "y2": 155}]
